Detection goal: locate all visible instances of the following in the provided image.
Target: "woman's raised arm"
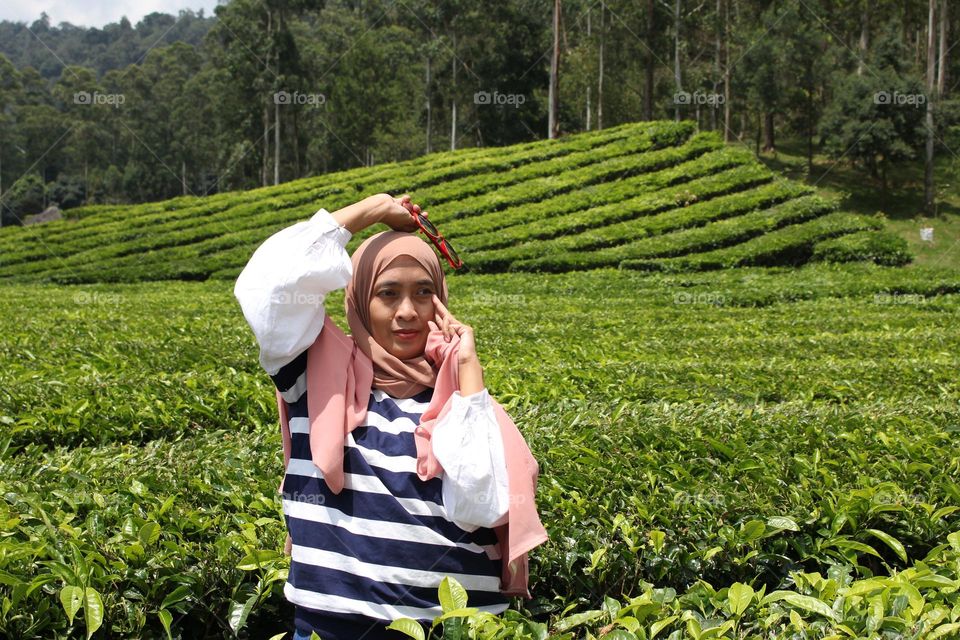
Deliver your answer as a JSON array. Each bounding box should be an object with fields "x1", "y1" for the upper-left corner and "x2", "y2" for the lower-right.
[
  {"x1": 233, "y1": 207, "x2": 351, "y2": 377},
  {"x1": 234, "y1": 192, "x2": 430, "y2": 378}
]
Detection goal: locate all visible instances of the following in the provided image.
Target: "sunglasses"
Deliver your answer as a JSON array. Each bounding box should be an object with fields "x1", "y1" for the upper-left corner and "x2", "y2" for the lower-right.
[{"x1": 410, "y1": 210, "x2": 463, "y2": 270}]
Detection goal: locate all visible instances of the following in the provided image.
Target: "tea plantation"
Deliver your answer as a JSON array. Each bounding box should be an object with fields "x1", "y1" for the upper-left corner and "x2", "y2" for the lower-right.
[
  {"x1": 0, "y1": 120, "x2": 910, "y2": 284},
  {"x1": 1, "y1": 121, "x2": 959, "y2": 639}
]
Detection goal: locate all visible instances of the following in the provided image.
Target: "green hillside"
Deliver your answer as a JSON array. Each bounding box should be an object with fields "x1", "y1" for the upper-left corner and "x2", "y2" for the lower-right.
[
  {"x1": 3, "y1": 264, "x2": 960, "y2": 638},
  {"x1": 0, "y1": 120, "x2": 910, "y2": 283}
]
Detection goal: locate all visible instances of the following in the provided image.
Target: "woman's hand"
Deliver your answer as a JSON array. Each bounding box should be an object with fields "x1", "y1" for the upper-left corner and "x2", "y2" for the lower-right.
[
  {"x1": 332, "y1": 193, "x2": 417, "y2": 234},
  {"x1": 432, "y1": 294, "x2": 485, "y2": 395},
  {"x1": 378, "y1": 193, "x2": 427, "y2": 233},
  {"x1": 431, "y1": 294, "x2": 477, "y2": 362}
]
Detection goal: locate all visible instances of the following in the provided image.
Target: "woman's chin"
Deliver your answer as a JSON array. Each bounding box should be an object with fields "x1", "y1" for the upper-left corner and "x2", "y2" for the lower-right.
[{"x1": 388, "y1": 338, "x2": 426, "y2": 359}]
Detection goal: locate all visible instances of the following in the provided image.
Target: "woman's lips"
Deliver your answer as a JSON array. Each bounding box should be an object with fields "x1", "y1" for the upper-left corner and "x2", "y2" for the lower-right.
[{"x1": 393, "y1": 329, "x2": 420, "y2": 341}]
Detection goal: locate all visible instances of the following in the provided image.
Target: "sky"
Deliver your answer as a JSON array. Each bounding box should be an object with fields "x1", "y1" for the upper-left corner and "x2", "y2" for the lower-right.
[{"x1": 1, "y1": 0, "x2": 223, "y2": 29}]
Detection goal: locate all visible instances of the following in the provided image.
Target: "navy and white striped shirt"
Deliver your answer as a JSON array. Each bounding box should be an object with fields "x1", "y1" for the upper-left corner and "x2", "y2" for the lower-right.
[{"x1": 273, "y1": 350, "x2": 510, "y2": 634}]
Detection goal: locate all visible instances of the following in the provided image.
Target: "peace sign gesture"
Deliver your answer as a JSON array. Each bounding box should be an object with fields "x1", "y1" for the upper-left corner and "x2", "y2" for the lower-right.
[{"x1": 431, "y1": 294, "x2": 478, "y2": 365}]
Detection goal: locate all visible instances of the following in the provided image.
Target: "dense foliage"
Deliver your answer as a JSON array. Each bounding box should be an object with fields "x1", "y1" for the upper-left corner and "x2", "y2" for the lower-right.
[{"x1": 2, "y1": 262, "x2": 959, "y2": 638}]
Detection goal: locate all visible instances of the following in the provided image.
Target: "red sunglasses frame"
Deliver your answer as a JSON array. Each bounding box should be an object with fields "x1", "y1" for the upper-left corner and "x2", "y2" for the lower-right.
[{"x1": 409, "y1": 210, "x2": 463, "y2": 270}]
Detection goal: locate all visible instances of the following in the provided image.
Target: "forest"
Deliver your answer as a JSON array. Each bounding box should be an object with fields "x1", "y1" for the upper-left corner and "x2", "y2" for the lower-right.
[{"x1": 0, "y1": 0, "x2": 956, "y2": 226}]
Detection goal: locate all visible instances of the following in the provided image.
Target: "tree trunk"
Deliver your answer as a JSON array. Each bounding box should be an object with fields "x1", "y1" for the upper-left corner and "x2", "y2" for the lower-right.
[
  {"x1": 857, "y1": 0, "x2": 869, "y2": 76},
  {"x1": 937, "y1": 0, "x2": 949, "y2": 98},
  {"x1": 924, "y1": 0, "x2": 936, "y2": 215},
  {"x1": 713, "y1": 0, "x2": 721, "y2": 131},
  {"x1": 903, "y1": 1, "x2": 911, "y2": 49},
  {"x1": 806, "y1": 86, "x2": 815, "y2": 179},
  {"x1": 293, "y1": 109, "x2": 300, "y2": 178},
  {"x1": 763, "y1": 112, "x2": 775, "y2": 153},
  {"x1": 450, "y1": 99, "x2": 457, "y2": 150},
  {"x1": 722, "y1": 0, "x2": 730, "y2": 141},
  {"x1": 548, "y1": 0, "x2": 560, "y2": 139},
  {"x1": 644, "y1": 0, "x2": 654, "y2": 120},
  {"x1": 586, "y1": 8, "x2": 591, "y2": 131},
  {"x1": 755, "y1": 113, "x2": 761, "y2": 156},
  {"x1": 673, "y1": 0, "x2": 681, "y2": 121},
  {"x1": 598, "y1": 0, "x2": 604, "y2": 129},
  {"x1": 425, "y1": 55, "x2": 432, "y2": 153},
  {"x1": 181, "y1": 159, "x2": 187, "y2": 196},
  {"x1": 274, "y1": 99, "x2": 280, "y2": 185},
  {"x1": 263, "y1": 8, "x2": 272, "y2": 188},
  {"x1": 450, "y1": 33, "x2": 457, "y2": 151},
  {"x1": 262, "y1": 104, "x2": 269, "y2": 187}
]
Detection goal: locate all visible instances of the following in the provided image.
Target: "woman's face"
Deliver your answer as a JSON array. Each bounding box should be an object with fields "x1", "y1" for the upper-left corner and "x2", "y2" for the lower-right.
[{"x1": 369, "y1": 255, "x2": 437, "y2": 359}]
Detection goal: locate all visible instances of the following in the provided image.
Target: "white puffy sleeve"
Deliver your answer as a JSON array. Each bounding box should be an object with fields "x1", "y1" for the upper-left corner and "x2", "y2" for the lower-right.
[
  {"x1": 431, "y1": 388, "x2": 510, "y2": 532},
  {"x1": 233, "y1": 208, "x2": 353, "y2": 377}
]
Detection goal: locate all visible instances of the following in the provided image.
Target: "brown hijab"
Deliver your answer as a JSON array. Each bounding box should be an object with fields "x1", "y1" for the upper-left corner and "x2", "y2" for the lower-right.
[{"x1": 345, "y1": 230, "x2": 449, "y2": 399}]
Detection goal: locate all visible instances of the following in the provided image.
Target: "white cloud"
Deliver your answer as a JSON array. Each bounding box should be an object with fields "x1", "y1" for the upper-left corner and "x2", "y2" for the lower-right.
[{"x1": 1, "y1": 0, "x2": 223, "y2": 29}]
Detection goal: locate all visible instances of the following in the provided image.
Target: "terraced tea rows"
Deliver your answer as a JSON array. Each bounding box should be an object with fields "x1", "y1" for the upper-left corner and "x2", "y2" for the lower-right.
[{"x1": 0, "y1": 121, "x2": 909, "y2": 283}]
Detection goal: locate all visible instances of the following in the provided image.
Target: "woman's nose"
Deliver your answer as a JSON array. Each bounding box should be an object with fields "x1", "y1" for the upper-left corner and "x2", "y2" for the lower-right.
[{"x1": 395, "y1": 296, "x2": 418, "y2": 320}]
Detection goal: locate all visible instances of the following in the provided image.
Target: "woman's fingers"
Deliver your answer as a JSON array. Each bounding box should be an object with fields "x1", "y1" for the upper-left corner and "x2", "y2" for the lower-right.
[
  {"x1": 432, "y1": 294, "x2": 447, "y2": 319},
  {"x1": 430, "y1": 296, "x2": 474, "y2": 347},
  {"x1": 434, "y1": 296, "x2": 456, "y2": 324},
  {"x1": 394, "y1": 194, "x2": 414, "y2": 214},
  {"x1": 432, "y1": 295, "x2": 458, "y2": 341}
]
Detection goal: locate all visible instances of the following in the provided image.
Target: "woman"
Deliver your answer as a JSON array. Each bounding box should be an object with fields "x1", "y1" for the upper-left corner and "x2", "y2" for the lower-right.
[{"x1": 234, "y1": 193, "x2": 547, "y2": 640}]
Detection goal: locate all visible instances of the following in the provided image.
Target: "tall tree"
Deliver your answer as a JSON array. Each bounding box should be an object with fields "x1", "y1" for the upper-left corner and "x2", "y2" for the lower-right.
[
  {"x1": 819, "y1": 20, "x2": 926, "y2": 193},
  {"x1": 0, "y1": 54, "x2": 24, "y2": 217},
  {"x1": 924, "y1": 0, "x2": 936, "y2": 214}
]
